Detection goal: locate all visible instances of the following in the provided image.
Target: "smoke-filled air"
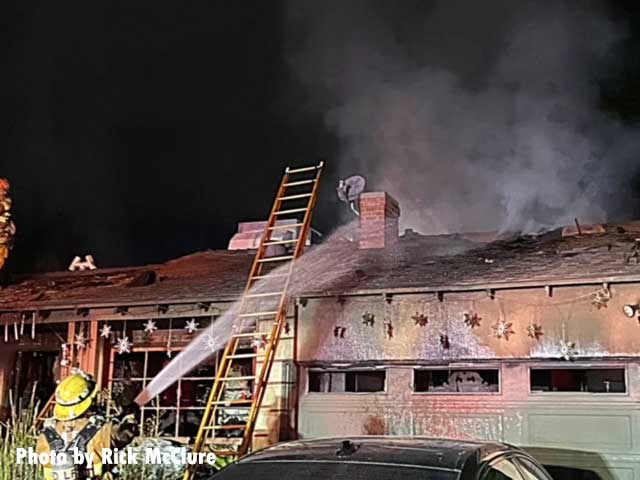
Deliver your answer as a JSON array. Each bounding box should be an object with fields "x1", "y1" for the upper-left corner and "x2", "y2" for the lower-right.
[{"x1": 286, "y1": 0, "x2": 640, "y2": 234}]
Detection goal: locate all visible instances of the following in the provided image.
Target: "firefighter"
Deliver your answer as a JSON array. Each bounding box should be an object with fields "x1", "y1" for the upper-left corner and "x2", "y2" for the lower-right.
[{"x1": 36, "y1": 370, "x2": 137, "y2": 479}]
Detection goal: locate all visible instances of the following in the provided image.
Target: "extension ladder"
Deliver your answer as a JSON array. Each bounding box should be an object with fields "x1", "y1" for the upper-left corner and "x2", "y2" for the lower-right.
[{"x1": 184, "y1": 162, "x2": 323, "y2": 479}]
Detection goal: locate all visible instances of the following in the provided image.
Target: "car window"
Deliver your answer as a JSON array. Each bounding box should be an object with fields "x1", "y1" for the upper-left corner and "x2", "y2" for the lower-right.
[
  {"x1": 482, "y1": 459, "x2": 526, "y2": 480},
  {"x1": 213, "y1": 461, "x2": 461, "y2": 480},
  {"x1": 515, "y1": 457, "x2": 552, "y2": 480}
]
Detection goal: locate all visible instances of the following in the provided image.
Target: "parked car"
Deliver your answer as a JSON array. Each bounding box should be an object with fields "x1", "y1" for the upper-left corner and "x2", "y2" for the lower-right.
[{"x1": 210, "y1": 436, "x2": 554, "y2": 480}]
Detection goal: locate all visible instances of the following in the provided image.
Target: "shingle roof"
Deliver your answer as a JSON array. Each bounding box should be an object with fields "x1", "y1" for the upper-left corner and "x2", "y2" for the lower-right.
[
  {"x1": 0, "y1": 250, "x2": 253, "y2": 310},
  {"x1": 290, "y1": 221, "x2": 640, "y2": 296},
  {"x1": 2, "y1": 222, "x2": 640, "y2": 310}
]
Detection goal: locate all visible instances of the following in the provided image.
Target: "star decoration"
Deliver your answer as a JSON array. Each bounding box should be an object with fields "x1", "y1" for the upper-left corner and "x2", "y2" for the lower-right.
[
  {"x1": 492, "y1": 320, "x2": 515, "y2": 340},
  {"x1": 464, "y1": 312, "x2": 482, "y2": 328},
  {"x1": 74, "y1": 332, "x2": 88, "y2": 349},
  {"x1": 143, "y1": 320, "x2": 158, "y2": 334},
  {"x1": 100, "y1": 324, "x2": 112, "y2": 338},
  {"x1": 362, "y1": 312, "x2": 375, "y2": 327},
  {"x1": 558, "y1": 339, "x2": 578, "y2": 361},
  {"x1": 527, "y1": 323, "x2": 543, "y2": 340},
  {"x1": 185, "y1": 319, "x2": 200, "y2": 334},
  {"x1": 412, "y1": 313, "x2": 429, "y2": 327},
  {"x1": 591, "y1": 287, "x2": 611, "y2": 309},
  {"x1": 115, "y1": 336, "x2": 133, "y2": 354}
]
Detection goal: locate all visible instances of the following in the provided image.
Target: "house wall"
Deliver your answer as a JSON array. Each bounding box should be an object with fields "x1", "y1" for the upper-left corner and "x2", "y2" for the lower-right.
[{"x1": 296, "y1": 283, "x2": 640, "y2": 480}]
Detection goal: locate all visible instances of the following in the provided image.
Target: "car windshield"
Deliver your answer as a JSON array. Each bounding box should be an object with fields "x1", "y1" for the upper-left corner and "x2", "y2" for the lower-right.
[{"x1": 213, "y1": 460, "x2": 461, "y2": 480}]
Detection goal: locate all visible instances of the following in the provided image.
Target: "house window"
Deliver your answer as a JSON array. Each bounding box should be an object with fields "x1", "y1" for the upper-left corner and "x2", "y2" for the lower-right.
[
  {"x1": 530, "y1": 368, "x2": 626, "y2": 393},
  {"x1": 414, "y1": 368, "x2": 500, "y2": 393},
  {"x1": 109, "y1": 349, "x2": 220, "y2": 438},
  {"x1": 308, "y1": 370, "x2": 386, "y2": 393}
]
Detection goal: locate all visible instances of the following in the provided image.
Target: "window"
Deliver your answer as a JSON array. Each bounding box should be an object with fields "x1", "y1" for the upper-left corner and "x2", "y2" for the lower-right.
[
  {"x1": 483, "y1": 459, "x2": 526, "y2": 480},
  {"x1": 109, "y1": 350, "x2": 221, "y2": 438},
  {"x1": 308, "y1": 370, "x2": 386, "y2": 393},
  {"x1": 414, "y1": 368, "x2": 499, "y2": 393},
  {"x1": 515, "y1": 458, "x2": 553, "y2": 480},
  {"x1": 530, "y1": 368, "x2": 626, "y2": 393}
]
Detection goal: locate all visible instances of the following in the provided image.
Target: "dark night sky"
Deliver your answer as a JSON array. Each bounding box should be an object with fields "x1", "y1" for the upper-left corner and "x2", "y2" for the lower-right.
[{"x1": 1, "y1": 1, "x2": 640, "y2": 273}]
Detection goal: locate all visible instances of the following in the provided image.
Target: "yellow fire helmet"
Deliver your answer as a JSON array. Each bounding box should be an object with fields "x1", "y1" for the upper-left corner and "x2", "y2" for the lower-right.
[{"x1": 53, "y1": 370, "x2": 98, "y2": 421}]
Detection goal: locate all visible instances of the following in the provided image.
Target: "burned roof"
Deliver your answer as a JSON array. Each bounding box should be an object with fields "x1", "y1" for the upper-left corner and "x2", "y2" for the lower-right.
[
  {"x1": 2, "y1": 221, "x2": 640, "y2": 310},
  {"x1": 0, "y1": 250, "x2": 253, "y2": 310},
  {"x1": 290, "y1": 221, "x2": 640, "y2": 297}
]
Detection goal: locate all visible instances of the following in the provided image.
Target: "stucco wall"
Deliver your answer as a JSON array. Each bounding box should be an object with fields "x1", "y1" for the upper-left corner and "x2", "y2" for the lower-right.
[{"x1": 297, "y1": 284, "x2": 640, "y2": 363}]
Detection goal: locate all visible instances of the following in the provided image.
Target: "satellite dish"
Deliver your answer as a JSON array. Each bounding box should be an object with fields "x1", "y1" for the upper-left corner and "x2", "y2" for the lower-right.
[
  {"x1": 337, "y1": 175, "x2": 366, "y2": 216},
  {"x1": 337, "y1": 175, "x2": 366, "y2": 203}
]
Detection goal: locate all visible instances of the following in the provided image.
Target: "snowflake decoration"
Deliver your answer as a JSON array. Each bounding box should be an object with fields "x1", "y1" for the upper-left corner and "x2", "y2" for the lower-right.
[
  {"x1": 185, "y1": 319, "x2": 200, "y2": 334},
  {"x1": 203, "y1": 333, "x2": 217, "y2": 353},
  {"x1": 100, "y1": 324, "x2": 112, "y2": 338},
  {"x1": 558, "y1": 339, "x2": 578, "y2": 361},
  {"x1": 143, "y1": 319, "x2": 158, "y2": 334},
  {"x1": 464, "y1": 312, "x2": 482, "y2": 328},
  {"x1": 74, "y1": 332, "x2": 88, "y2": 349},
  {"x1": 412, "y1": 313, "x2": 428, "y2": 327},
  {"x1": 115, "y1": 336, "x2": 133, "y2": 354},
  {"x1": 362, "y1": 312, "x2": 375, "y2": 327},
  {"x1": 527, "y1": 323, "x2": 543, "y2": 340},
  {"x1": 491, "y1": 320, "x2": 515, "y2": 340}
]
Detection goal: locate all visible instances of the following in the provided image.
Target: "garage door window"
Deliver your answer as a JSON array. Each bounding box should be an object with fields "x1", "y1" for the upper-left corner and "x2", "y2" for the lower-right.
[
  {"x1": 530, "y1": 368, "x2": 626, "y2": 393},
  {"x1": 414, "y1": 368, "x2": 499, "y2": 393},
  {"x1": 308, "y1": 370, "x2": 386, "y2": 393}
]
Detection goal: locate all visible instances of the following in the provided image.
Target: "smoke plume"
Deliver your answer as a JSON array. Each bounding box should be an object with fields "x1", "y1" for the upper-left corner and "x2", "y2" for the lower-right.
[{"x1": 286, "y1": 0, "x2": 639, "y2": 234}]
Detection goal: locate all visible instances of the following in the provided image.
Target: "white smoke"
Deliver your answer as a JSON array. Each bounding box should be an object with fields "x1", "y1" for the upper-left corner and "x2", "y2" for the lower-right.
[{"x1": 285, "y1": 0, "x2": 639, "y2": 234}]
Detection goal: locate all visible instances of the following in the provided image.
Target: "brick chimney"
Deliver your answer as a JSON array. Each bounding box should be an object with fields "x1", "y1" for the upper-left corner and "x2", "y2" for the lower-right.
[{"x1": 359, "y1": 192, "x2": 400, "y2": 249}]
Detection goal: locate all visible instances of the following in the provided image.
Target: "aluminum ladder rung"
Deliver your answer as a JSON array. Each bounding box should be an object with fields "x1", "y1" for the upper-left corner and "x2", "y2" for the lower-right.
[
  {"x1": 263, "y1": 238, "x2": 298, "y2": 246},
  {"x1": 250, "y1": 273, "x2": 288, "y2": 281},
  {"x1": 283, "y1": 179, "x2": 315, "y2": 187},
  {"x1": 267, "y1": 222, "x2": 304, "y2": 231},
  {"x1": 256, "y1": 255, "x2": 293, "y2": 263},
  {"x1": 278, "y1": 193, "x2": 313, "y2": 201},
  {"x1": 245, "y1": 291, "x2": 285, "y2": 298},
  {"x1": 274, "y1": 208, "x2": 308, "y2": 216},
  {"x1": 227, "y1": 353, "x2": 262, "y2": 359},
  {"x1": 232, "y1": 330, "x2": 272, "y2": 338},
  {"x1": 286, "y1": 165, "x2": 320, "y2": 174},
  {"x1": 220, "y1": 375, "x2": 257, "y2": 381},
  {"x1": 238, "y1": 310, "x2": 279, "y2": 318}
]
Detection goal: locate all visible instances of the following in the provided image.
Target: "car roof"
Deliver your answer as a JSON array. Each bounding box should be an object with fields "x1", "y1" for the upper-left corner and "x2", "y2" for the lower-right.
[{"x1": 239, "y1": 436, "x2": 513, "y2": 471}]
